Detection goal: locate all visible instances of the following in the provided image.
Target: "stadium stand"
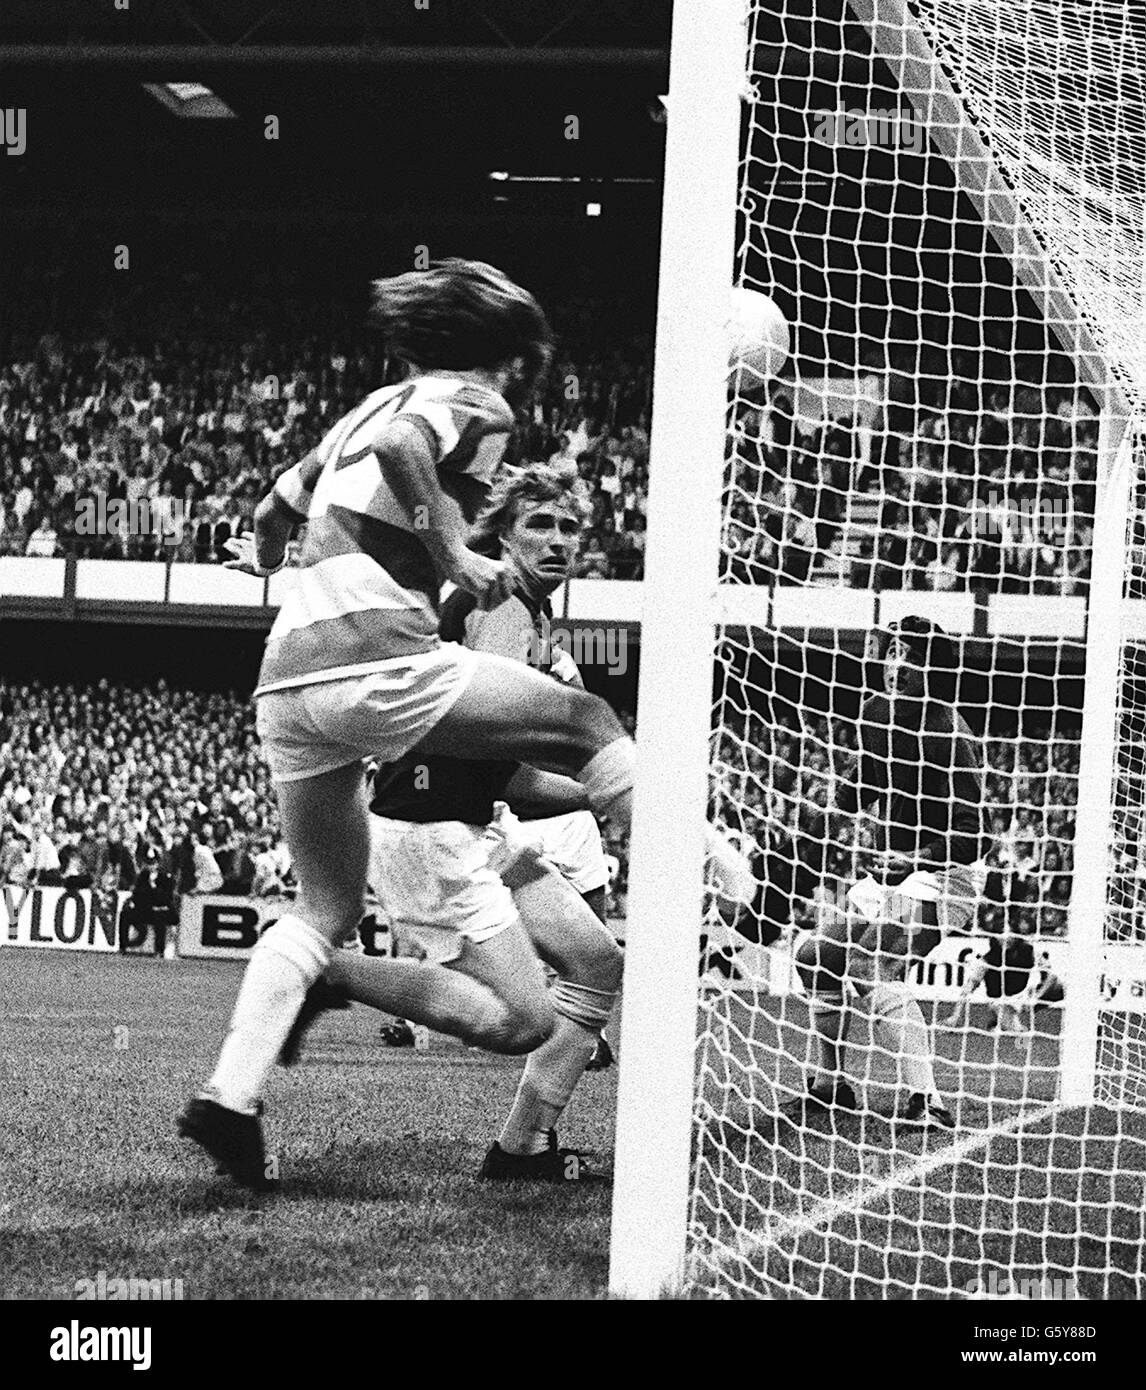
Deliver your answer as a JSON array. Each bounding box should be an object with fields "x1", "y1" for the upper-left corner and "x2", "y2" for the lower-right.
[
  {"x1": 0, "y1": 279, "x2": 1096, "y2": 593},
  {"x1": 0, "y1": 679, "x2": 289, "y2": 898},
  {"x1": 0, "y1": 675, "x2": 1080, "y2": 937}
]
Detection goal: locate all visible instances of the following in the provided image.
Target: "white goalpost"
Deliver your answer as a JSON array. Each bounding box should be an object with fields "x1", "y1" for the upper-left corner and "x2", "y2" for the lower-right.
[
  {"x1": 607, "y1": 0, "x2": 746, "y2": 1301},
  {"x1": 611, "y1": 0, "x2": 1146, "y2": 1299}
]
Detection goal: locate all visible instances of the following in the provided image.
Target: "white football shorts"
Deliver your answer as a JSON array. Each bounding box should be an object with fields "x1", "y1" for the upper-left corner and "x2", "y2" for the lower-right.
[
  {"x1": 368, "y1": 815, "x2": 519, "y2": 965},
  {"x1": 847, "y1": 859, "x2": 989, "y2": 935},
  {"x1": 506, "y1": 809, "x2": 608, "y2": 895},
  {"x1": 255, "y1": 643, "x2": 482, "y2": 783}
]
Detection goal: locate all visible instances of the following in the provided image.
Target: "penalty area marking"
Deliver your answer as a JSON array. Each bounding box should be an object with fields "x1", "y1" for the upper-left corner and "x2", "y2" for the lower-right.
[{"x1": 713, "y1": 1099, "x2": 1063, "y2": 1271}]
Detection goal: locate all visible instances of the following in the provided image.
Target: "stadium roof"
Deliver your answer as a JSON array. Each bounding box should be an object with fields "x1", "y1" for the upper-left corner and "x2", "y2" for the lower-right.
[
  {"x1": 0, "y1": 0, "x2": 670, "y2": 63},
  {"x1": 1, "y1": 2, "x2": 673, "y2": 219}
]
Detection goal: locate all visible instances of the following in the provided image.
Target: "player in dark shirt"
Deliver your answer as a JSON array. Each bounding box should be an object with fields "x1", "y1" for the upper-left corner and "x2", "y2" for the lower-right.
[
  {"x1": 791, "y1": 617, "x2": 991, "y2": 1129},
  {"x1": 283, "y1": 463, "x2": 626, "y2": 1181}
]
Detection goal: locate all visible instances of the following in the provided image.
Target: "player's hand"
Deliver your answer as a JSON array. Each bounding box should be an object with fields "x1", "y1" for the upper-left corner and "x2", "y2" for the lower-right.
[
  {"x1": 448, "y1": 548, "x2": 516, "y2": 610},
  {"x1": 223, "y1": 531, "x2": 286, "y2": 578},
  {"x1": 858, "y1": 848, "x2": 915, "y2": 885},
  {"x1": 548, "y1": 649, "x2": 583, "y2": 687}
]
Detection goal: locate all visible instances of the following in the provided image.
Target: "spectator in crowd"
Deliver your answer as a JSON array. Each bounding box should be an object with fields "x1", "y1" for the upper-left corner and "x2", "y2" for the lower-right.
[
  {"x1": 121, "y1": 847, "x2": 178, "y2": 956},
  {"x1": 25, "y1": 515, "x2": 59, "y2": 558},
  {"x1": 25, "y1": 812, "x2": 62, "y2": 884},
  {"x1": 59, "y1": 843, "x2": 93, "y2": 888},
  {"x1": 218, "y1": 827, "x2": 257, "y2": 896},
  {"x1": 0, "y1": 825, "x2": 31, "y2": 884},
  {"x1": 250, "y1": 836, "x2": 289, "y2": 898},
  {"x1": 190, "y1": 828, "x2": 224, "y2": 896}
]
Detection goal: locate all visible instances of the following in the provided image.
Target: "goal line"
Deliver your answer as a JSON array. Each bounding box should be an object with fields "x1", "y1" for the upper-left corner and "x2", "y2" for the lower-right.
[{"x1": 700, "y1": 1099, "x2": 1063, "y2": 1284}]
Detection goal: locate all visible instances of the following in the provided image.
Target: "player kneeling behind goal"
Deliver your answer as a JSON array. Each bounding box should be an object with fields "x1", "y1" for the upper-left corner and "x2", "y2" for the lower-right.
[
  {"x1": 790, "y1": 617, "x2": 991, "y2": 1129},
  {"x1": 284, "y1": 756, "x2": 621, "y2": 1182}
]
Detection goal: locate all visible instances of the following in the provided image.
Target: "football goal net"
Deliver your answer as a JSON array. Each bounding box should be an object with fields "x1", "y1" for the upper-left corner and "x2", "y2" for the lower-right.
[{"x1": 611, "y1": 0, "x2": 1146, "y2": 1299}]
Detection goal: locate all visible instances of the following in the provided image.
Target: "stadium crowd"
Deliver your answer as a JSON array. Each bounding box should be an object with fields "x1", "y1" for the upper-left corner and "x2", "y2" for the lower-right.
[
  {"x1": 0, "y1": 673, "x2": 1084, "y2": 939},
  {"x1": 0, "y1": 680, "x2": 290, "y2": 901},
  {"x1": 726, "y1": 374, "x2": 1097, "y2": 595},
  {"x1": 0, "y1": 299, "x2": 1100, "y2": 593},
  {"x1": 0, "y1": 300, "x2": 651, "y2": 578}
]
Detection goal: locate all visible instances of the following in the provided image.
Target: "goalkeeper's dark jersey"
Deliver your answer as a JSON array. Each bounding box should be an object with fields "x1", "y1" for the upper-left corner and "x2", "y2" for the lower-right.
[{"x1": 835, "y1": 694, "x2": 988, "y2": 867}]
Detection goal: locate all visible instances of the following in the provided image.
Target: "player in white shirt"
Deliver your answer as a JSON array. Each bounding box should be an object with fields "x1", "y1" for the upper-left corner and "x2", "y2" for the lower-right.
[{"x1": 179, "y1": 260, "x2": 754, "y2": 1191}]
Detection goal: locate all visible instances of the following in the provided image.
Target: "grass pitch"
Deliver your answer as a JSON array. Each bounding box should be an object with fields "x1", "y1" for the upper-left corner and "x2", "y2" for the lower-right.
[
  {"x1": 5, "y1": 950, "x2": 1144, "y2": 1300},
  {"x1": 689, "y1": 990, "x2": 1146, "y2": 1298},
  {"x1": 1, "y1": 951, "x2": 616, "y2": 1301}
]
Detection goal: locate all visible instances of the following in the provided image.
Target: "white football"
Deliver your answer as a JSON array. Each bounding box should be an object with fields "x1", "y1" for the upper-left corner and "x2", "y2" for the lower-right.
[{"x1": 727, "y1": 287, "x2": 790, "y2": 383}]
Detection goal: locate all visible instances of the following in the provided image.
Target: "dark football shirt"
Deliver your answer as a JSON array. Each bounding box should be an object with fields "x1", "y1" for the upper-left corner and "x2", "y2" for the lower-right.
[
  {"x1": 835, "y1": 695, "x2": 989, "y2": 867},
  {"x1": 369, "y1": 586, "x2": 550, "y2": 825}
]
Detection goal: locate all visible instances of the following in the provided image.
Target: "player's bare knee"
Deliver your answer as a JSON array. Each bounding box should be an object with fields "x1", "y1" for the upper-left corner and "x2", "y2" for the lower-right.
[
  {"x1": 586, "y1": 935, "x2": 624, "y2": 993},
  {"x1": 496, "y1": 996, "x2": 557, "y2": 1055},
  {"x1": 551, "y1": 924, "x2": 622, "y2": 993},
  {"x1": 467, "y1": 989, "x2": 555, "y2": 1055},
  {"x1": 296, "y1": 891, "x2": 365, "y2": 948}
]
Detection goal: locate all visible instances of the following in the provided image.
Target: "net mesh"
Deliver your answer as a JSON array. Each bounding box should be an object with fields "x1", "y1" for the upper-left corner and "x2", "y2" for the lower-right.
[{"x1": 689, "y1": 0, "x2": 1146, "y2": 1298}]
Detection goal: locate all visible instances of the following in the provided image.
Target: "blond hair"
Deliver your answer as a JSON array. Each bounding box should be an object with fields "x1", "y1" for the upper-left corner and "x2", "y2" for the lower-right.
[{"x1": 468, "y1": 459, "x2": 591, "y2": 556}]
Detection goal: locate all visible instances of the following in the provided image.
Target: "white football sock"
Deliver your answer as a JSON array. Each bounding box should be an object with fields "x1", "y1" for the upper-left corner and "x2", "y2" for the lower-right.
[
  {"x1": 206, "y1": 913, "x2": 331, "y2": 1115},
  {"x1": 498, "y1": 1016, "x2": 600, "y2": 1156},
  {"x1": 870, "y1": 983, "x2": 938, "y2": 1099},
  {"x1": 498, "y1": 980, "x2": 615, "y2": 1156},
  {"x1": 808, "y1": 992, "x2": 847, "y2": 1090}
]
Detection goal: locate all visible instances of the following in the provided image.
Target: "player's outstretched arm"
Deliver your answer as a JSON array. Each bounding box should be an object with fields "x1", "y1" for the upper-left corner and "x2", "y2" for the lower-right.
[{"x1": 375, "y1": 416, "x2": 514, "y2": 610}]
